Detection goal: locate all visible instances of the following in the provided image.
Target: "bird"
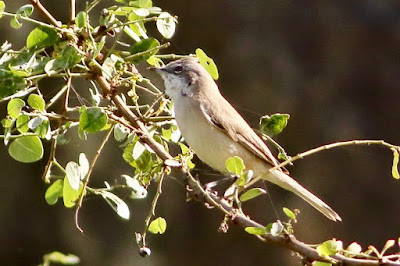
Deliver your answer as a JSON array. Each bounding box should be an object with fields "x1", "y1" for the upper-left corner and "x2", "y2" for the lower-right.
[{"x1": 150, "y1": 57, "x2": 341, "y2": 221}]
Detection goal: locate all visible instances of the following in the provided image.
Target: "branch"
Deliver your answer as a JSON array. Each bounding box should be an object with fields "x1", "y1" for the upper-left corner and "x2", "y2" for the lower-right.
[
  {"x1": 92, "y1": 71, "x2": 400, "y2": 265},
  {"x1": 29, "y1": 0, "x2": 62, "y2": 28}
]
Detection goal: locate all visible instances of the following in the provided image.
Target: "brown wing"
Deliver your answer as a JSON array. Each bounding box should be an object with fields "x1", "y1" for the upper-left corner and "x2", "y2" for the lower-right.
[{"x1": 199, "y1": 94, "x2": 286, "y2": 172}]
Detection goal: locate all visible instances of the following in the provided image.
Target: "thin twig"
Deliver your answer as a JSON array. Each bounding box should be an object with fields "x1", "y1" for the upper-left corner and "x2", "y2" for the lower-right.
[
  {"x1": 124, "y1": 43, "x2": 171, "y2": 61},
  {"x1": 245, "y1": 140, "x2": 400, "y2": 189},
  {"x1": 75, "y1": 127, "x2": 114, "y2": 232},
  {"x1": 29, "y1": 0, "x2": 62, "y2": 28},
  {"x1": 70, "y1": 0, "x2": 76, "y2": 23}
]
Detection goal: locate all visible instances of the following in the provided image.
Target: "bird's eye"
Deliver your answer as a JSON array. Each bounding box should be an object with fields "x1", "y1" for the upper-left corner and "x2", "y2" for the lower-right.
[{"x1": 174, "y1": 65, "x2": 183, "y2": 74}]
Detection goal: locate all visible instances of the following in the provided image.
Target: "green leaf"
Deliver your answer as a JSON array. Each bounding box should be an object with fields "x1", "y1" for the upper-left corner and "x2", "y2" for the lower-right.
[
  {"x1": 392, "y1": 148, "x2": 399, "y2": 179},
  {"x1": 0, "y1": 2, "x2": 5, "y2": 19},
  {"x1": 79, "y1": 107, "x2": 108, "y2": 133},
  {"x1": 225, "y1": 156, "x2": 245, "y2": 175},
  {"x1": 346, "y1": 242, "x2": 362, "y2": 254},
  {"x1": 283, "y1": 207, "x2": 296, "y2": 220},
  {"x1": 43, "y1": 251, "x2": 80, "y2": 265},
  {"x1": 244, "y1": 227, "x2": 267, "y2": 235},
  {"x1": 148, "y1": 217, "x2": 167, "y2": 234},
  {"x1": 45, "y1": 179, "x2": 63, "y2": 205},
  {"x1": 196, "y1": 48, "x2": 219, "y2": 80},
  {"x1": 63, "y1": 177, "x2": 81, "y2": 208},
  {"x1": 114, "y1": 124, "x2": 129, "y2": 141},
  {"x1": 10, "y1": 16, "x2": 22, "y2": 29},
  {"x1": 101, "y1": 191, "x2": 130, "y2": 219},
  {"x1": 316, "y1": 240, "x2": 339, "y2": 256},
  {"x1": 156, "y1": 12, "x2": 175, "y2": 39},
  {"x1": 27, "y1": 93, "x2": 45, "y2": 111},
  {"x1": 16, "y1": 4, "x2": 33, "y2": 17},
  {"x1": 239, "y1": 188, "x2": 266, "y2": 202},
  {"x1": 16, "y1": 114, "x2": 29, "y2": 133},
  {"x1": 8, "y1": 135, "x2": 43, "y2": 163},
  {"x1": 1, "y1": 117, "x2": 13, "y2": 128},
  {"x1": 312, "y1": 262, "x2": 332, "y2": 266},
  {"x1": 132, "y1": 140, "x2": 146, "y2": 160},
  {"x1": 7, "y1": 98, "x2": 25, "y2": 119},
  {"x1": 26, "y1": 26, "x2": 58, "y2": 50},
  {"x1": 129, "y1": 38, "x2": 160, "y2": 63},
  {"x1": 260, "y1": 113, "x2": 290, "y2": 137},
  {"x1": 75, "y1": 11, "x2": 87, "y2": 28}
]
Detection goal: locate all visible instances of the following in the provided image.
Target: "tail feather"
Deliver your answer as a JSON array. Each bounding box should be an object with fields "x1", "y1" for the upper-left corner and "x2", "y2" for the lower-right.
[{"x1": 264, "y1": 170, "x2": 341, "y2": 221}]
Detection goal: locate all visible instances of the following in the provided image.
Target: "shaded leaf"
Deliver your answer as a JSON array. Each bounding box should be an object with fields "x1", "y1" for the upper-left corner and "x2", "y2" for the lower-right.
[
  {"x1": 75, "y1": 11, "x2": 87, "y2": 28},
  {"x1": 45, "y1": 179, "x2": 63, "y2": 205},
  {"x1": 79, "y1": 107, "x2": 108, "y2": 133},
  {"x1": 129, "y1": 38, "x2": 160, "y2": 63},
  {"x1": 8, "y1": 135, "x2": 43, "y2": 163},
  {"x1": 16, "y1": 4, "x2": 33, "y2": 17}
]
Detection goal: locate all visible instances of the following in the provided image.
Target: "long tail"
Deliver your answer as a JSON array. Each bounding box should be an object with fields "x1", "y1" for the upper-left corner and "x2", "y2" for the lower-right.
[{"x1": 263, "y1": 170, "x2": 341, "y2": 221}]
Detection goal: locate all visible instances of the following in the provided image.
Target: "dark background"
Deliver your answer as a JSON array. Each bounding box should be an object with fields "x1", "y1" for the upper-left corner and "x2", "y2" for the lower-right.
[{"x1": 2, "y1": 0, "x2": 400, "y2": 265}]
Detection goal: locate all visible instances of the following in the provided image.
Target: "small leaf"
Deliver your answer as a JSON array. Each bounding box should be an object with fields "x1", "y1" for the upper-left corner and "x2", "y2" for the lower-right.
[
  {"x1": 1, "y1": 117, "x2": 13, "y2": 128},
  {"x1": 244, "y1": 227, "x2": 267, "y2": 235},
  {"x1": 66, "y1": 161, "x2": 80, "y2": 190},
  {"x1": 122, "y1": 174, "x2": 147, "y2": 199},
  {"x1": 346, "y1": 242, "x2": 362, "y2": 254},
  {"x1": 16, "y1": 4, "x2": 33, "y2": 17},
  {"x1": 225, "y1": 156, "x2": 245, "y2": 175},
  {"x1": 10, "y1": 16, "x2": 22, "y2": 29},
  {"x1": 132, "y1": 140, "x2": 146, "y2": 160},
  {"x1": 26, "y1": 26, "x2": 58, "y2": 50},
  {"x1": 283, "y1": 207, "x2": 296, "y2": 220},
  {"x1": 196, "y1": 48, "x2": 219, "y2": 80},
  {"x1": 114, "y1": 124, "x2": 129, "y2": 141},
  {"x1": 45, "y1": 179, "x2": 63, "y2": 205},
  {"x1": 7, "y1": 98, "x2": 25, "y2": 119},
  {"x1": 63, "y1": 177, "x2": 81, "y2": 208},
  {"x1": 79, "y1": 153, "x2": 89, "y2": 178},
  {"x1": 316, "y1": 239, "x2": 338, "y2": 256},
  {"x1": 79, "y1": 107, "x2": 108, "y2": 133},
  {"x1": 148, "y1": 217, "x2": 167, "y2": 234},
  {"x1": 129, "y1": 38, "x2": 160, "y2": 63},
  {"x1": 156, "y1": 12, "x2": 175, "y2": 39},
  {"x1": 270, "y1": 221, "x2": 284, "y2": 236},
  {"x1": 16, "y1": 114, "x2": 29, "y2": 133},
  {"x1": 28, "y1": 116, "x2": 43, "y2": 130},
  {"x1": 239, "y1": 188, "x2": 266, "y2": 202},
  {"x1": 391, "y1": 148, "x2": 399, "y2": 179},
  {"x1": 0, "y1": 1, "x2": 5, "y2": 19},
  {"x1": 8, "y1": 135, "x2": 43, "y2": 163},
  {"x1": 43, "y1": 251, "x2": 80, "y2": 265},
  {"x1": 75, "y1": 11, "x2": 87, "y2": 28},
  {"x1": 27, "y1": 93, "x2": 45, "y2": 111},
  {"x1": 312, "y1": 262, "x2": 332, "y2": 266},
  {"x1": 260, "y1": 113, "x2": 290, "y2": 137}
]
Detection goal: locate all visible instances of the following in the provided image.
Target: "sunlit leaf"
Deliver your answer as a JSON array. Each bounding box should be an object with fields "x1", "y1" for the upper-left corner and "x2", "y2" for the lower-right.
[
  {"x1": 79, "y1": 153, "x2": 89, "y2": 178},
  {"x1": 260, "y1": 113, "x2": 290, "y2": 137},
  {"x1": 8, "y1": 135, "x2": 43, "y2": 163},
  {"x1": 7, "y1": 98, "x2": 25, "y2": 119},
  {"x1": 27, "y1": 93, "x2": 45, "y2": 111},
  {"x1": 0, "y1": 2, "x2": 5, "y2": 19},
  {"x1": 122, "y1": 174, "x2": 147, "y2": 199},
  {"x1": 244, "y1": 227, "x2": 267, "y2": 235},
  {"x1": 26, "y1": 26, "x2": 58, "y2": 50},
  {"x1": 346, "y1": 242, "x2": 362, "y2": 254},
  {"x1": 114, "y1": 124, "x2": 129, "y2": 141},
  {"x1": 148, "y1": 217, "x2": 167, "y2": 234},
  {"x1": 316, "y1": 239, "x2": 339, "y2": 256},
  {"x1": 239, "y1": 188, "x2": 266, "y2": 202},
  {"x1": 101, "y1": 191, "x2": 130, "y2": 219},
  {"x1": 10, "y1": 16, "x2": 22, "y2": 29},
  {"x1": 196, "y1": 48, "x2": 219, "y2": 80},
  {"x1": 156, "y1": 12, "x2": 175, "y2": 39},
  {"x1": 45, "y1": 179, "x2": 63, "y2": 205},
  {"x1": 270, "y1": 221, "x2": 284, "y2": 236},
  {"x1": 312, "y1": 262, "x2": 332, "y2": 266},
  {"x1": 225, "y1": 156, "x2": 245, "y2": 175},
  {"x1": 283, "y1": 207, "x2": 296, "y2": 220},
  {"x1": 66, "y1": 161, "x2": 80, "y2": 190}
]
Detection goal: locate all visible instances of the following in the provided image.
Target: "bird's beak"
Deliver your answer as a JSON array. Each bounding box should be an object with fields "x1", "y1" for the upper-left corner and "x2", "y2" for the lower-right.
[{"x1": 148, "y1": 66, "x2": 165, "y2": 72}]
